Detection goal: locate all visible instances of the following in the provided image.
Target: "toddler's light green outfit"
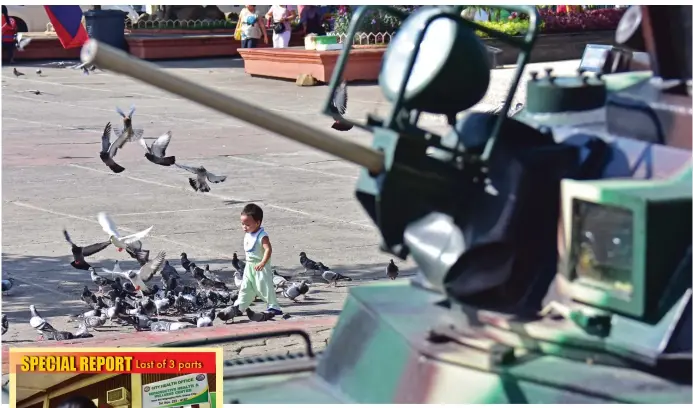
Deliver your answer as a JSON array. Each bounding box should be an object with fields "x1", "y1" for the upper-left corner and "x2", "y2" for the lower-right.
[{"x1": 234, "y1": 227, "x2": 281, "y2": 312}]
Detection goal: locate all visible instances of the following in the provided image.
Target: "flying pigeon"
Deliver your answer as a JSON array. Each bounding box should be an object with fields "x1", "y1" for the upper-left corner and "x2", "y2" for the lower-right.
[
  {"x1": 15, "y1": 34, "x2": 31, "y2": 51},
  {"x1": 110, "y1": 105, "x2": 145, "y2": 153},
  {"x1": 174, "y1": 163, "x2": 227, "y2": 193},
  {"x1": 99, "y1": 122, "x2": 126, "y2": 173},
  {"x1": 13, "y1": 68, "x2": 24, "y2": 77},
  {"x1": 138, "y1": 131, "x2": 176, "y2": 166},
  {"x1": 2, "y1": 278, "x2": 16, "y2": 293},
  {"x1": 63, "y1": 229, "x2": 112, "y2": 271},
  {"x1": 108, "y1": 251, "x2": 167, "y2": 295},
  {"x1": 386, "y1": 259, "x2": 399, "y2": 280},
  {"x1": 90, "y1": 268, "x2": 115, "y2": 293},
  {"x1": 126, "y1": 246, "x2": 150, "y2": 266},
  {"x1": 97, "y1": 211, "x2": 153, "y2": 252},
  {"x1": 328, "y1": 80, "x2": 353, "y2": 131}
]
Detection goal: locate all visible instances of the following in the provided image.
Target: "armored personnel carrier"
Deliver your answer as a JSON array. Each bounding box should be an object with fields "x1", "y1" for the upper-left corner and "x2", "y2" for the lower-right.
[{"x1": 73, "y1": 4, "x2": 693, "y2": 404}]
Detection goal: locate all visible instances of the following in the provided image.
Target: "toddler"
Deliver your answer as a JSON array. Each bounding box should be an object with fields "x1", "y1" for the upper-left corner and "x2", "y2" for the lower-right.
[{"x1": 232, "y1": 203, "x2": 282, "y2": 322}]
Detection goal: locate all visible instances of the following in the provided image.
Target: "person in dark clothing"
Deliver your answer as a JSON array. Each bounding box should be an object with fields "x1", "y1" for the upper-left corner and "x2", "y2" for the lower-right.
[
  {"x1": 57, "y1": 396, "x2": 98, "y2": 408},
  {"x1": 300, "y1": 5, "x2": 325, "y2": 36}
]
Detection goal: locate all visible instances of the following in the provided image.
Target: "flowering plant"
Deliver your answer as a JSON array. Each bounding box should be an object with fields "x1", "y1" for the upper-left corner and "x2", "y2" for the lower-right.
[{"x1": 331, "y1": 5, "x2": 422, "y2": 34}]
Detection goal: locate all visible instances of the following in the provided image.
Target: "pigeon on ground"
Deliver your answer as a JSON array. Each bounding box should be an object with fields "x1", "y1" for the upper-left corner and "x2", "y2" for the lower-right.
[
  {"x1": 273, "y1": 269, "x2": 291, "y2": 281},
  {"x1": 84, "y1": 313, "x2": 107, "y2": 330},
  {"x1": 283, "y1": 280, "x2": 310, "y2": 302},
  {"x1": 89, "y1": 268, "x2": 114, "y2": 293},
  {"x1": 273, "y1": 274, "x2": 289, "y2": 292},
  {"x1": 63, "y1": 229, "x2": 112, "y2": 271},
  {"x1": 175, "y1": 163, "x2": 227, "y2": 193},
  {"x1": 29, "y1": 305, "x2": 57, "y2": 339},
  {"x1": 150, "y1": 320, "x2": 194, "y2": 332},
  {"x1": 138, "y1": 131, "x2": 176, "y2": 166},
  {"x1": 19, "y1": 89, "x2": 52, "y2": 95},
  {"x1": 99, "y1": 122, "x2": 126, "y2": 173},
  {"x1": 299, "y1": 252, "x2": 323, "y2": 275},
  {"x1": 179, "y1": 308, "x2": 216, "y2": 327},
  {"x1": 46, "y1": 322, "x2": 94, "y2": 341},
  {"x1": 180, "y1": 253, "x2": 193, "y2": 273},
  {"x1": 321, "y1": 268, "x2": 352, "y2": 287},
  {"x1": 386, "y1": 259, "x2": 399, "y2": 280},
  {"x1": 35, "y1": 69, "x2": 42, "y2": 75},
  {"x1": 82, "y1": 66, "x2": 89, "y2": 75},
  {"x1": 233, "y1": 270, "x2": 243, "y2": 288},
  {"x1": 2, "y1": 278, "x2": 16, "y2": 293},
  {"x1": 81, "y1": 286, "x2": 98, "y2": 308},
  {"x1": 191, "y1": 264, "x2": 228, "y2": 290},
  {"x1": 68, "y1": 304, "x2": 101, "y2": 320},
  {"x1": 97, "y1": 212, "x2": 153, "y2": 253},
  {"x1": 217, "y1": 304, "x2": 243, "y2": 324},
  {"x1": 13, "y1": 68, "x2": 24, "y2": 77},
  {"x1": 231, "y1": 252, "x2": 245, "y2": 274},
  {"x1": 153, "y1": 293, "x2": 175, "y2": 315},
  {"x1": 15, "y1": 34, "x2": 31, "y2": 51},
  {"x1": 161, "y1": 260, "x2": 181, "y2": 282},
  {"x1": 328, "y1": 80, "x2": 353, "y2": 131},
  {"x1": 108, "y1": 251, "x2": 166, "y2": 295},
  {"x1": 1, "y1": 314, "x2": 8, "y2": 335}
]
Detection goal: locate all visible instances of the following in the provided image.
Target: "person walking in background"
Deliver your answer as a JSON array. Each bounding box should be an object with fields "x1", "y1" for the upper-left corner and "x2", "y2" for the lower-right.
[
  {"x1": 300, "y1": 5, "x2": 326, "y2": 36},
  {"x1": 2, "y1": 6, "x2": 17, "y2": 64},
  {"x1": 265, "y1": 5, "x2": 296, "y2": 48},
  {"x1": 236, "y1": 5, "x2": 268, "y2": 48}
]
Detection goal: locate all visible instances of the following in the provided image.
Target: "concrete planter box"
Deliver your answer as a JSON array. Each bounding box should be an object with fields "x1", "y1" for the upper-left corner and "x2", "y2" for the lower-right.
[
  {"x1": 237, "y1": 45, "x2": 387, "y2": 83},
  {"x1": 484, "y1": 30, "x2": 616, "y2": 64}
]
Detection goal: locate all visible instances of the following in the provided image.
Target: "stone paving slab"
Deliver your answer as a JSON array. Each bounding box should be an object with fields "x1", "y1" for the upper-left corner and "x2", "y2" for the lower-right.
[{"x1": 1, "y1": 56, "x2": 580, "y2": 367}]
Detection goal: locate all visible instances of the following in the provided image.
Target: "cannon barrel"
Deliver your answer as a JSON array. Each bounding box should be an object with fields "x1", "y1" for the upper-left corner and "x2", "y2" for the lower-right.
[{"x1": 80, "y1": 39, "x2": 385, "y2": 175}]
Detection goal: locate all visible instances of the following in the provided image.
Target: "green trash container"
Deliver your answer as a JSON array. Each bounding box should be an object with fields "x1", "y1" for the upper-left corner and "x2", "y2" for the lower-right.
[{"x1": 83, "y1": 9, "x2": 128, "y2": 51}]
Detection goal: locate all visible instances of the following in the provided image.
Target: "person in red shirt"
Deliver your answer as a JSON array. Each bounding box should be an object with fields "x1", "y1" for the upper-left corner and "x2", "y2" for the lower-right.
[{"x1": 2, "y1": 5, "x2": 18, "y2": 64}]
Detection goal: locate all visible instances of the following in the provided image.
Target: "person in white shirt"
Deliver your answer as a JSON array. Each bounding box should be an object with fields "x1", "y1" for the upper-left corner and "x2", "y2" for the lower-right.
[
  {"x1": 265, "y1": 5, "x2": 297, "y2": 48},
  {"x1": 236, "y1": 5, "x2": 268, "y2": 48}
]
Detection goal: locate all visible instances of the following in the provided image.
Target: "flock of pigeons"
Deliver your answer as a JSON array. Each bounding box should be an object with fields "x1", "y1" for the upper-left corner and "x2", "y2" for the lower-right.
[
  {"x1": 99, "y1": 105, "x2": 229, "y2": 193},
  {"x1": 1, "y1": 208, "x2": 400, "y2": 340}
]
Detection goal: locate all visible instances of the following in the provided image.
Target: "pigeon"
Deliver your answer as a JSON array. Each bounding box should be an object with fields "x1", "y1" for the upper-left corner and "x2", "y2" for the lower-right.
[
  {"x1": 109, "y1": 105, "x2": 145, "y2": 155},
  {"x1": 19, "y1": 89, "x2": 52, "y2": 95},
  {"x1": 15, "y1": 34, "x2": 31, "y2": 51},
  {"x1": 217, "y1": 304, "x2": 243, "y2": 324},
  {"x1": 191, "y1": 263, "x2": 228, "y2": 290},
  {"x1": 328, "y1": 80, "x2": 353, "y2": 131},
  {"x1": 82, "y1": 66, "x2": 89, "y2": 75},
  {"x1": 299, "y1": 252, "x2": 322, "y2": 275},
  {"x1": 126, "y1": 246, "x2": 150, "y2": 267},
  {"x1": 99, "y1": 122, "x2": 126, "y2": 173},
  {"x1": 180, "y1": 253, "x2": 193, "y2": 273},
  {"x1": 35, "y1": 69, "x2": 42, "y2": 75},
  {"x1": 63, "y1": 229, "x2": 112, "y2": 271},
  {"x1": 231, "y1": 252, "x2": 245, "y2": 274},
  {"x1": 81, "y1": 286, "x2": 98, "y2": 307},
  {"x1": 97, "y1": 212, "x2": 153, "y2": 253},
  {"x1": 68, "y1": 304, "x2": 101, "y2": 320},
  {"x1": 283, "y1": 280, "x2": 310, "y2": 302},
  {"x1": 2, "y1": 278, "x2": 16, "y2": 293},
  {"x1": 138, "y1": 131, "x2": 176, "y2": 166},
  {"x1": 273, "y1": 269, "x2": 291, "y2": 281},
  {"x1": 29, "y1": 305, "x2": 57, "y2": 339},
  {"x1": 321, "y1": 268, "x2": 352, "y2": 287},
  {"x1": 161, "y1": 260, "x2": 181, "y2": 282},
  {"x1": 13, "y1": 68, "x2": 24, "y2": 77},
  {"x1": 175, "y1": 163, "x2": 227, "y2": 193},
  {"x1": 233, "y1": 271, "x2": 243, "y2": 288},
  {"x1": 84, "y1": 313, "x2": 107, "y2": 329},
  {"x1": 386, "y1": 259, "x2": 399, "y2": 280},
  {"x1": 273, "y1": 274, "x2": 289, "y2": 292},
  {"x1": 109, "y1": 251, "x2": 167, "y2": 295},
  {"x1": 1, "y1": 314, "x2": 8, "y2": 335},
  {"x1": 150, "y1": 320, "x2": 194, "y2": 332},
  {"x1": 46, "y1": 322, "x2": 94, "y2": 341},
  {"x1": 179, "y1": 309, "x2": 216, "y2": 327},
  {"x1": 153, "y1": 294, "x2": 175, "y2": 315}
]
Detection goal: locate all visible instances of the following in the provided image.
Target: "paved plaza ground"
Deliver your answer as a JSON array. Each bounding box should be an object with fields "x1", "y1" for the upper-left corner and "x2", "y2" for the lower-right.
[{"x1": 1, "y1": 55, "x2": 580, "y2": 363}]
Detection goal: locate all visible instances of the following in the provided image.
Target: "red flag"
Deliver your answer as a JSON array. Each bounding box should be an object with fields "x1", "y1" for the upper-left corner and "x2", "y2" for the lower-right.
[{"x1": 44, "y1": 6, "x2": 89, "y2": 49}]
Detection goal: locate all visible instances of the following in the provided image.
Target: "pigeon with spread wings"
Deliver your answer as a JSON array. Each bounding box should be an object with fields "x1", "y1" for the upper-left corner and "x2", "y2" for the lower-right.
[
  {"x1": 139, "y1": 131, "x2": 176, "y2": 166},
  {"x1": 97, "y1": 212, "x2": 153, "y2": 253},
  {"x1": 99, "y1": 122, "x2": 126, "y2": 173},
  {"x1": 175, "y1": 163, "x2": 227, "y2": 193},
  {"x1": 108, "y1": 251, "x2": 167, "y2": 295},
  {"x1": 328, "y1": 80, "x2": 353, "y2": 131},
  {"x1": 112, "y1": 105, "x2": 144, "y2": 151},
  {"x1": 63, "y1": 229, "x2": 112, "y2": 271}
]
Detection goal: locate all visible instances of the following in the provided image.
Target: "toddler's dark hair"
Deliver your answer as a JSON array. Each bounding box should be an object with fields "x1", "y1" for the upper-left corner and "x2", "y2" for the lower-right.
[
  {"x1": 242, "y1": 203, "x2": 264, "y2": 223},
  {"x1": 57, "y1": 395, "x2": 98, "y2": 408}
]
